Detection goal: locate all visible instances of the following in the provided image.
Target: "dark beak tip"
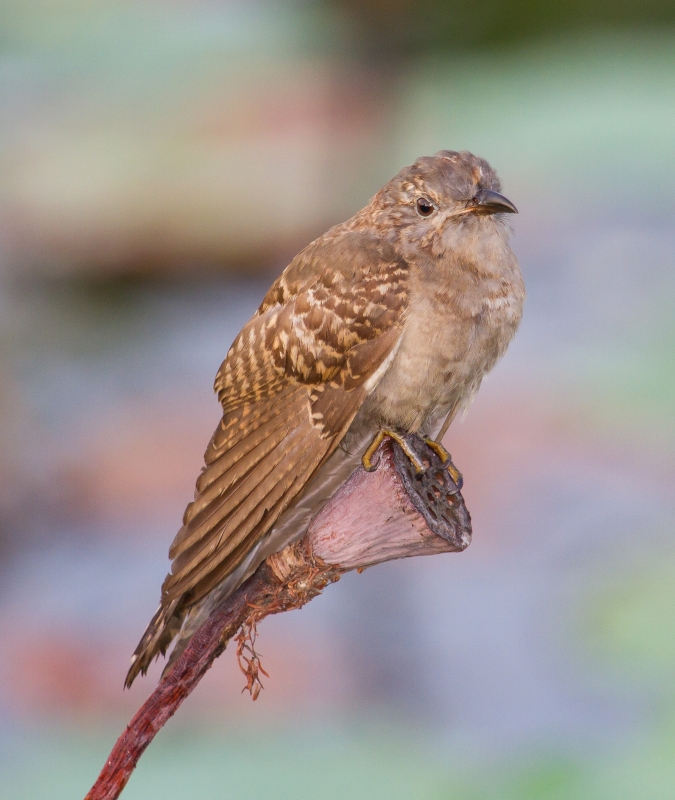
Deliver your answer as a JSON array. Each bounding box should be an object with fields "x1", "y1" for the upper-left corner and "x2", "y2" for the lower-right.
[{"x1": 480, "y1": 190, "x2": 518, "y2": 215}]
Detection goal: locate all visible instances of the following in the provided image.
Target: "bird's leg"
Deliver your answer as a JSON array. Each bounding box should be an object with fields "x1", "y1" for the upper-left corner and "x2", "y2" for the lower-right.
[
  {"x1": 423, "y1": 437, "x2": 463, "y2": 489},
  {"x1": 362, "y1": 429, "x2": 425, "y2": 474}
]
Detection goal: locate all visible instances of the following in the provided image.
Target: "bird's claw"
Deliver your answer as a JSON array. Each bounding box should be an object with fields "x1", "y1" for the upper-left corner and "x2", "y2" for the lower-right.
[
  {"x1": 423, "y1": 437, "x2": 463, "y2": 489},
  {"x1": 362, "y1": 429, "x2": 425, "y2": 474},
  {"x1": 363, "y1": 430, "x2": 462, "y2": 487},
  {"x1": 422, "y1": 437, "x2": 451, "y2": 464}
]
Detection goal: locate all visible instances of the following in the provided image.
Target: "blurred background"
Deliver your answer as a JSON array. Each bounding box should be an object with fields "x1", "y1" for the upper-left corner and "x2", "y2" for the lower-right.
[{"x1": 1, "y1": 1, "x2": 674, "y2": 798}]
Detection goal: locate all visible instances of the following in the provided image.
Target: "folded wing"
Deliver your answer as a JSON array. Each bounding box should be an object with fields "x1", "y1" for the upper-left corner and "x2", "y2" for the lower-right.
[{"x1": 126, "y1": 230, "x2": 408, "y2": 685}]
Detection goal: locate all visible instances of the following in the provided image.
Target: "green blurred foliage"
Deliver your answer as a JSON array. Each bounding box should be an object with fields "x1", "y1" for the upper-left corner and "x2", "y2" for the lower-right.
[
  {"x1": 328, "y1": 0, "x2": 675, "y2": 57},
  {"x1": 578, "y1": 333, "x2": 675, "y2": 451},
  {"x1": 583, "y1": 554, "x2": 675, "y2": 687}
]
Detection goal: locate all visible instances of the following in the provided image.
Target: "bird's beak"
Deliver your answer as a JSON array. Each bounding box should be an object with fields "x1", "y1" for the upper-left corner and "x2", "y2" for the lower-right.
[{"x1": 472, "y1": 190, "x2": 518, "y2": 215}]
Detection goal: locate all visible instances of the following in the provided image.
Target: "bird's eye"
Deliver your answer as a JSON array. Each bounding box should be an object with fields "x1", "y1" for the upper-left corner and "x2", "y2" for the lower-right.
[
  {"x1": 471, "y1": 195, "x2": 480, "y2": 204},
  {"x1": 416, "y1": 197, "x2": 435, "y2": 217}
]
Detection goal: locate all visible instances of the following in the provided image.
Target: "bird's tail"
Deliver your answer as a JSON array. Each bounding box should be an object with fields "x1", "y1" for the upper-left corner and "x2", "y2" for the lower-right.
[{"x1": 124, "y1": 598, "x2": 185, "y2": 688}]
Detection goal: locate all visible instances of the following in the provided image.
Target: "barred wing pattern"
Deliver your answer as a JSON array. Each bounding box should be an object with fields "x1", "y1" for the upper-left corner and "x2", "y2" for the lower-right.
[{"x1": 126, "y1": 231, "x2": 408, "y2": 685}]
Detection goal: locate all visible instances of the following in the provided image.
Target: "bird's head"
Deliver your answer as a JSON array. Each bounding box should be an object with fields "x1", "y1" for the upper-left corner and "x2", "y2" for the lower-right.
[{"x1": 374, "y1": 150, "x2": 517, "y2": 259}]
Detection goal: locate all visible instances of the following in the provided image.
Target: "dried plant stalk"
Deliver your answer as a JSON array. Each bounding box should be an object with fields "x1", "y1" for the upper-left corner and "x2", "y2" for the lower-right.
[{"x1": 84, "y1": 436, "x2": 471, "y2": 800}]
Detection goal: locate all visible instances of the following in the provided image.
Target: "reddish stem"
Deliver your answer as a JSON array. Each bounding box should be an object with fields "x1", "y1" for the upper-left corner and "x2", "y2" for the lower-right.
[{"x1": 84, "y1": 566, "x2": 272, "y2": 800}]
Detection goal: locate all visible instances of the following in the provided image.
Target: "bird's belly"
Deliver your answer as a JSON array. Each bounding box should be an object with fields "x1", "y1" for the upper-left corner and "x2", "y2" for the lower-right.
[{"x1": 365, "y1": 303, "x2": 517, "y2": 433}]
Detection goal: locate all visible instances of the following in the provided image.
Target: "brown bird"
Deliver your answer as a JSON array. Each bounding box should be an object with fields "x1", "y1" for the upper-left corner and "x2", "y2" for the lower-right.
[{"x1": 125, "y1": 150, "x2": 525, "y2": 687}]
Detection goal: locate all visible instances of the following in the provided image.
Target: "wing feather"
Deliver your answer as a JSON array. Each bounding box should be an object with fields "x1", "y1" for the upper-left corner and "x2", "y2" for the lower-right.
[
  {"x1": 126, "y1": 229, "x2": 409, "y2": 685},
  {"x1": 171, "y1": 425, "x2": 309, "y2": 574},
  {"x1": 169, "y1": 436, "x2": 322, "y2": 601},
  {"x1": 171, "y1": 396, "x2": 299, "y2": 558}
]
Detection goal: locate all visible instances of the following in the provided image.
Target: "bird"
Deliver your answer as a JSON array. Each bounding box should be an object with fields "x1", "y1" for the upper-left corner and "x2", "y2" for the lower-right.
[{"x1": 125, "y1": 150, "x2": 525, "y2": 687}]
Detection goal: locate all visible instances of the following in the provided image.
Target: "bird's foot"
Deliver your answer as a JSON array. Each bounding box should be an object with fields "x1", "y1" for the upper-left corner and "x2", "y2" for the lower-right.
[
  {"x1": 422, "y1": 437, "x2": 451, "y2": 464},
  {"x1": 423, "y1": 437, "x2": 463, "y2": 489},
  {"x1": 362, "y1": 429, "x2": 425, "y2": 474}
]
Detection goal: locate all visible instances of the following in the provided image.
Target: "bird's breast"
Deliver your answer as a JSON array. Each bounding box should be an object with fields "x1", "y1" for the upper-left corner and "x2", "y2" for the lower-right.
[{"x1": 364, "y1": 255, "x2": 524, "y2": 433}]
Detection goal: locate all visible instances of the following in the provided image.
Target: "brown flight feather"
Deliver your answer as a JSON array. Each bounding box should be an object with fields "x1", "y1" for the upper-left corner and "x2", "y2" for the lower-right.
[{"x1": 125, "y1": 231, "x2": 409, "y2": 686}]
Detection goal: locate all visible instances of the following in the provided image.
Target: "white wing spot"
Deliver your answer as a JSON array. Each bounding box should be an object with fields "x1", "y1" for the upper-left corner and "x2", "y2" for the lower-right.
[{"x1": 363, "y1": 335, "x2": 402, "y2": 394}]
